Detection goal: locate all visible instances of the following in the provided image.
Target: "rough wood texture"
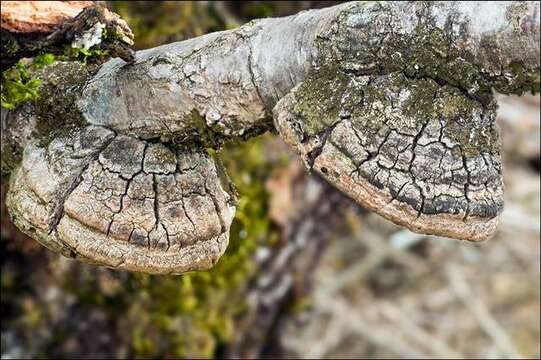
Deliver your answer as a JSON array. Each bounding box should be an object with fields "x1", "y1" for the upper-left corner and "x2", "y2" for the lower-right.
[
  {"x1": 1, "y1": 1, "x2": 93, "y2": 33},
  {"x1": 2, "y1": 1, "x2": 540, "y2": 274}
]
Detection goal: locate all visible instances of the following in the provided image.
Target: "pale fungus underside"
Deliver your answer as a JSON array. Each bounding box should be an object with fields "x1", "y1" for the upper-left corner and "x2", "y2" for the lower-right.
[{"x1": 2, "y1": 1, "x2": 539, "y2": 274}]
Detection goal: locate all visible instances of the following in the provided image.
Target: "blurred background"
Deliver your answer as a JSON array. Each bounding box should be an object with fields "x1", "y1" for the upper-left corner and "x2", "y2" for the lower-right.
[{"x1": 1, "y1": 2, "x2": 539, "y2": 359}]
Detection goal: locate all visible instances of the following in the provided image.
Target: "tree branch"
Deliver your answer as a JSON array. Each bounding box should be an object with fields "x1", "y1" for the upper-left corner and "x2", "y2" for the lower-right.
[{"x1": 1, "y1": 1, "x2": 539, "y2": 274}]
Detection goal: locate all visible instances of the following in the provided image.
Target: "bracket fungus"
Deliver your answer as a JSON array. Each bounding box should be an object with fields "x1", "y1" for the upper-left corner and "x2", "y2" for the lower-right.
[
  {"x1": 7, "y1": 126, "x2": 235, "y2": 274},
  {"x1": 2, "y1": 1, "x2": 539, "y2": 274},
  {"x1": 274, "y1": 70, "x2": 502, "y2": 241}
]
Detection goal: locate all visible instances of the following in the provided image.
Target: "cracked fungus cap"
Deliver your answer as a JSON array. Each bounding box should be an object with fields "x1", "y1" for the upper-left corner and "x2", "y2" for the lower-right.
[
  {"x1": 274, "y1": 70, "x2": 503, "y2": 241},
  {"x1": 7, "y1": 127, "x2": 236, "y2": 274}
]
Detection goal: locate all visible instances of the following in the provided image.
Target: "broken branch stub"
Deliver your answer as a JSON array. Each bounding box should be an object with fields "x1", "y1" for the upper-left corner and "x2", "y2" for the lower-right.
[
  {"x1": 2, "y1": 1, "x2": 540, "y2": 273},
  {"x1": 1, "y1": 1, "x2": 135, "y2": 69}
]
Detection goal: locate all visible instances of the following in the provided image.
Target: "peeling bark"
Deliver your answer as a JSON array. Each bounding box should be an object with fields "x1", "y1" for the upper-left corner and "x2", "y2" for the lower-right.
[
  {"x1": 1, "y1": 1, "x2": 135, "y2": 69},
  {"x1": 2, "y1": 1, "x2": 540, "y2": 274}
]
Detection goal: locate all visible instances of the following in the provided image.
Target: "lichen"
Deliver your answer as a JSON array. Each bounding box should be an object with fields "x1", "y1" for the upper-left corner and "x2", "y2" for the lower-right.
[
  {"x1": 292, "y1": 62, "x2": 498, "y2": 159},
  {"x1": 291, "y1": 65, "x2": 350, "y2": 135},
  {"x1": 325, "y1": 3, "x2": 539, "y2": 104},
  {"x1": 33, "y1": 62, "x2": 92, "y2": 147}
]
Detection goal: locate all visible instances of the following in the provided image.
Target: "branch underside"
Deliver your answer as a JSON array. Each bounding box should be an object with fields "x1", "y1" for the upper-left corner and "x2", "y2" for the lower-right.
[{"x1": 2, "y1": 1, "x2": 540, "y2": 273}]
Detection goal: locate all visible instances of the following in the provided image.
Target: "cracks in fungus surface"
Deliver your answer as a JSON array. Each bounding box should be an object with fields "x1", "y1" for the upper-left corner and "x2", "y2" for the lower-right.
[
  {"x1": 273, "y1": 65, "x2": 504, "y2": 241},
  {"x1": 7, "y1": 125, "x2": 236, "y2": 274}
]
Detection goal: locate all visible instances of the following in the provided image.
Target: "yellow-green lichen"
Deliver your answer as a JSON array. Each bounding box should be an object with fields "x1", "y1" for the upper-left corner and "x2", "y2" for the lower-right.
[
  {"x1": 291, "y1": 65, "x2": 351, "y2": 135},
  {"x1": 293, "y1": 65, "x2": 498, "y2": 159}
]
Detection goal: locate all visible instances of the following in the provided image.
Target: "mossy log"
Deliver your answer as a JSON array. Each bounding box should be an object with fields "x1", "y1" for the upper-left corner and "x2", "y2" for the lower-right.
[
  {"x1": 1, "y1": 2, "x2": 540, "y2": 357},
  {"x1": 1, "y1": 1, "x2": 540, "y2": 274}
]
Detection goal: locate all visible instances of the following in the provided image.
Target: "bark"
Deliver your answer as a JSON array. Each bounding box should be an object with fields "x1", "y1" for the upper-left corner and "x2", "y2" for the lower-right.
[{"x1": 1, "y1": 1, "x2": 540, "y2": 274}]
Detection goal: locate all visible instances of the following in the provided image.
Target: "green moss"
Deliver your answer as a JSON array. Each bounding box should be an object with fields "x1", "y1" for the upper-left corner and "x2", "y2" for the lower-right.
[
  {"x1": 1, "y1": 31, "x2": 112, "y2": 111},
  {"x1": 1, "y1": 52, "x2": 65, "y2": 110},
  {"x1": 1, "y1": 60, "x2": 42, "y2": 110},
  {"x1": 62, "y1": 46, "x2": 110, "y2": 65},
  {"x1": 292, "y1": 65, "x2": 350, "y2": 135},
  {"x1": 33, "y1": 53, "x2": 56, "y2": 67},
  {"x1": 0, "y1": 45, "x2": 105, "y2": 111}
]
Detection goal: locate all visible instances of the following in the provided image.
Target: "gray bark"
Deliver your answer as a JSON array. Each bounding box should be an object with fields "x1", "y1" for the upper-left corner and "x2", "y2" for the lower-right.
[{"x1": 1, "y1": 1, "x2": 540, "y2": 274}]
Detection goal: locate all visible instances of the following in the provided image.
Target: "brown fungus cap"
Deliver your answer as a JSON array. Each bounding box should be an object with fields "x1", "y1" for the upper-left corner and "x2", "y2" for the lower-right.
[{"x1": 274, "y1": 69, "x2": 503, "y2": 241}]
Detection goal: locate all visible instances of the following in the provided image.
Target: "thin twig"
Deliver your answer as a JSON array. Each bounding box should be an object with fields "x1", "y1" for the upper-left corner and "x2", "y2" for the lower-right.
[{"x1": 445, "y1": 263, "x2": 523, "y2": 359}]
